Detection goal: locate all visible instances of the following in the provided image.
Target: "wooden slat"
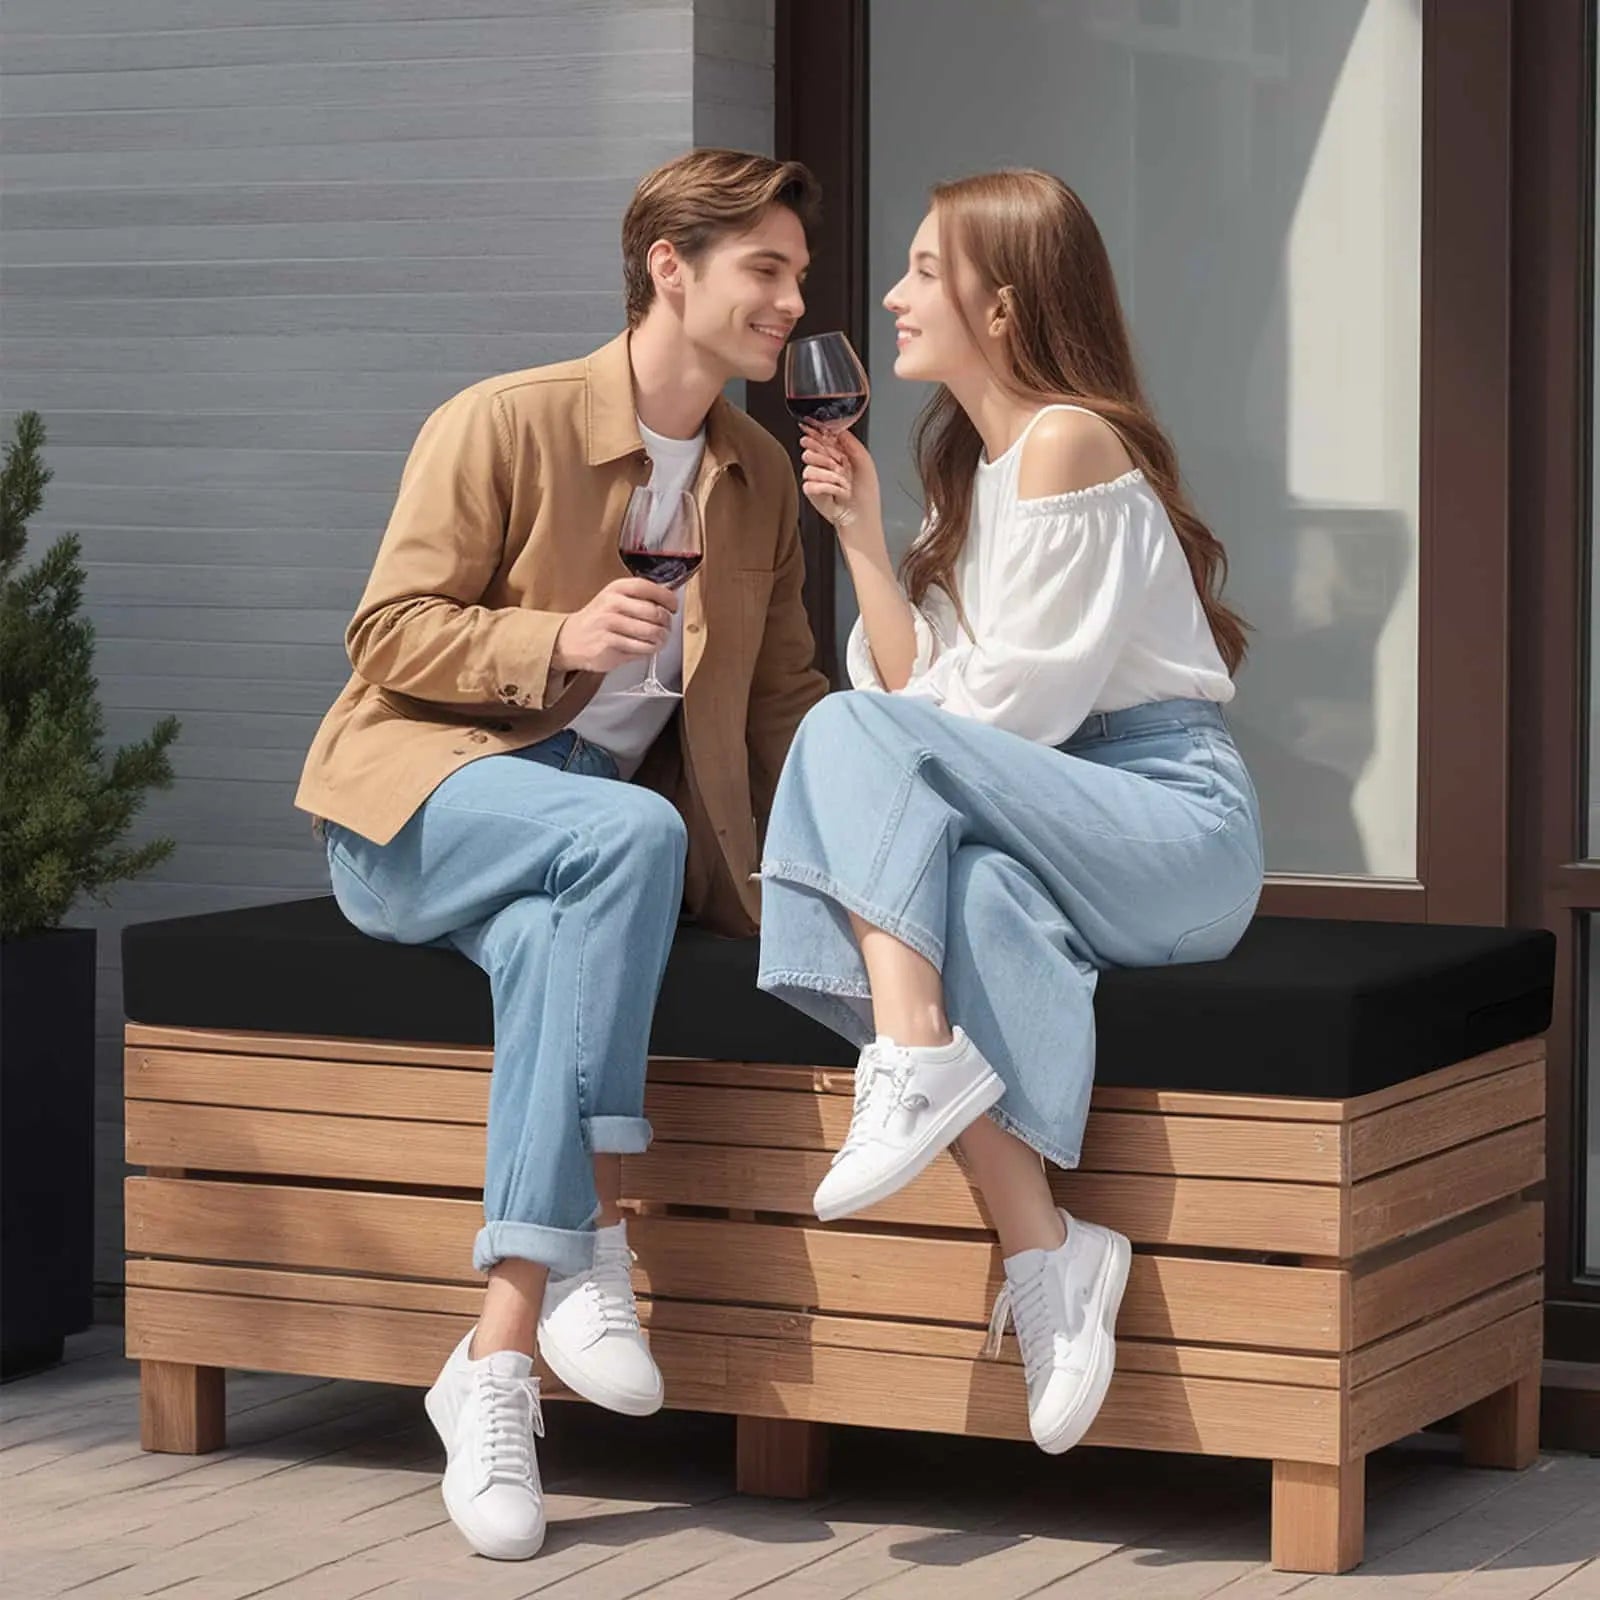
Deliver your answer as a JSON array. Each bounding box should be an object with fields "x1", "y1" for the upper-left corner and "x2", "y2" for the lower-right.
[
  {"x1": 124, "y1": 1286, "x2": 728, "y2": 1404},
  {"x1": 125, "y1": 1175, "x2": 481, "y2": 1281},
  {"x1": 126, "y1": 1046, "x2": 488, "y2": 1123},
  {"x1": 629, "y1": 1215, "x2": 1344, "y2": 1352},
  {"x1": 1346, "y1": 1304, "x2": 1543, "y2": 1456},
  {"x1": 654, "y1": 1058, "x2": 1354, "y2": 1124},
  {"x1": 1347, "y1": 1060, "x2": 1546, "y2": 1179},
  {"x1": 1346, "y1": 1121, "x2": 1544, "y2": 1253},
  {"x1": 126, "y1": 1046, "x2": 1342, "y2": 1181},
  {"x1": 126, "y1": 1024, "x2": 1341, "y2": 1116},
  {"x1": 121, "y1": 1258, "x2": 1341, "y2": 1387},
  {"x1": 123, "y1": 1286, "x2": 1341, "y2": 1461},
  {"x1": 125, "y1": 1100, "x2": 485, "y2": 1187},
  {"x1": 126, "y1": 1259, "x2": 485, "y2": 1317},
  {"x1": 646, "y1": 1059, "x2": 851, "y2": 1093},
  {"x1": 1347, "y1": 1200, "x2": 1543, "y2": 1345},
  {"x1": 1336, "y1": 1040, "x2": 1543, "y2": 1122},
  {"x1": 123, "y1": 1182, "x2": 1345, "y2": 1351},
  {"x1": 1079, "y1": 1109, "x2": 1341, "y2": 1181},
  {"x1": 1347, "y1": 1272, "x2": 1542, "y2": 1387},
  {"x1": 639, "y1": 1299, "x2": 1340, "y2": 1387},
  {"x1": 125, "y1": 1025, "x2": 1351, "y2": 1120},
  {"x1": 124, "y1": 1025, "x2": 1542, "y2": 1126},
  {"x1": 712, "y1": 1338, "x2": 1342, "y2": 1461},
  {"x1": 126, "y1": 1023, "x2": 493, "y2": 1070},
  {"x1": 623, "y1": 1143, "x2": 1344, "y2": 1253},
  {"x1": 648, "y1": 1083, "x2": 1343, "y2": 1181}
]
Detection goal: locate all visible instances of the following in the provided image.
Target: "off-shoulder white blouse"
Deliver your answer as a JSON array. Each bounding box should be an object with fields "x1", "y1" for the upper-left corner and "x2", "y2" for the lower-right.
[{"x1": 846, "y1": 405, "x2": 1234, "y2": 745}]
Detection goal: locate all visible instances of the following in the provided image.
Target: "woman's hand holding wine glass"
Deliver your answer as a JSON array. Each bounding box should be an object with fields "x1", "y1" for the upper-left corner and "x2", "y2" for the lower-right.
[
  {"x1": 784, "y1": 331, "x2": 883, "y2": 548},
  {"x1": 799, "y1": 425, "x2": 883, "y2": 548}
]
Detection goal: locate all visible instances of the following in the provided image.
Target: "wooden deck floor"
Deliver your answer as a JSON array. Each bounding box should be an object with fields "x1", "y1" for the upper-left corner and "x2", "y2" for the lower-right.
[{"x1": 3, "y1": 1328, "x2": 1597, "y2": 1599}]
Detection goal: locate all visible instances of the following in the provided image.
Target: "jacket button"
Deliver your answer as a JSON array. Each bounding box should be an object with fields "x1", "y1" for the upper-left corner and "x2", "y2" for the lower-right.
[
  {"x1": 687, "y1": 623, "x2": 701, "y2": 634},
  {"x1": 501, "y1": 683, "x2": 518, "y2": 696}
]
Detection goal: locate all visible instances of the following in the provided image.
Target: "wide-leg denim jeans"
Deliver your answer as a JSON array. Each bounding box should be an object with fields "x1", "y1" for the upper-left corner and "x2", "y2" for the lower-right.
[
  {"x1": 757, "y1": 693, "x2": 1264, "y2": 1169},
  {"x1": 324, "y1": 730, "x2": 686, "y2": 1277}
]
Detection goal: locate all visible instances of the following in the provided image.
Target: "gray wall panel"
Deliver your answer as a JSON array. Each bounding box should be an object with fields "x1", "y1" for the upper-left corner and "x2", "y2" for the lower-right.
[{"x1": 0, "y1": 0, "x2": 773, "y2": 1291}]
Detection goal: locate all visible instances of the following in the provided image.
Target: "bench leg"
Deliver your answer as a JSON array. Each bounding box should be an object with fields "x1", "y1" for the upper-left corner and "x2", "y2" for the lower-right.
[
  {"x1": 1461, "y1": 1370, "x2": 1540, "y2": 1470},
  {"x1": 736, "y1": 1415, "x2": 828, "y2": 1498},
  {"x1": 141, "y1": 1360, "x2": 225, "y2": 1454},
  {"x1": 1271, "y1": 1457, "x2": 1365, "y2": 1574}
]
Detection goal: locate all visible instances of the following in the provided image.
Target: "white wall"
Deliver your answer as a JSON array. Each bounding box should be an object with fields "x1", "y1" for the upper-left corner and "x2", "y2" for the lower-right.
[
  {"x1": 862, "y1": 0, "x2": 1422, "y2": 879},
  {"x1": 0, "y1": 0, "x2": 773, "y2": 1290}
]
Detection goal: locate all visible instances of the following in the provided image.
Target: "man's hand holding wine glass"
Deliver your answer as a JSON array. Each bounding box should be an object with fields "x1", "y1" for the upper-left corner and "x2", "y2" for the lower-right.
[{"x1": 551, "y1": 578, "x2": 677, "y2": 676}]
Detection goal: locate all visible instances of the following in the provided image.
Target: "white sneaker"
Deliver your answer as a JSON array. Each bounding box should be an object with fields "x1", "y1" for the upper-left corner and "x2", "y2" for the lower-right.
[
  {"x1": 537, "y1": 1220, "x2": 663, "y2": 1417},
  {"x1": 983, "y1": 1208, "x2": 1132, "y2": 1454},
  {"x1": 812, "y1": 1028, "x2": 1006, "y2": 1222},
  {"x1": 424, "y1": 1330, "x2": 546, "y2": 1560}
]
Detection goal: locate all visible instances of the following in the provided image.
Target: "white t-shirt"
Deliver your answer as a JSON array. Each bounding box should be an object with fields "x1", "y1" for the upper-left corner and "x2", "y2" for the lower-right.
[
  {"x1": 568, "y1": 417, "x2": 706, "y2": 778},
  {"x1": 846, "y1": 403, "x2": 1234, "y2": 744}
]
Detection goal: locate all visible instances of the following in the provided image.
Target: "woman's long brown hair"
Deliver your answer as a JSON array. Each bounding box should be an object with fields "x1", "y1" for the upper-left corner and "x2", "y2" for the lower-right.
[{"x1": 902, "y1": 170, "x2": 1248, "y2": 674}]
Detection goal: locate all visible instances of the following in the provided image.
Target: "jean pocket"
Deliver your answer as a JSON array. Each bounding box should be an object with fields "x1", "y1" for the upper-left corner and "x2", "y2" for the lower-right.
[
  {"x1": 510, "y1": 730, "x2": 576, "y2": 771},
  {"x1": 326, "y1": 831, "x2": 394, "y2": 942},
  {"x1": 1167, "y1": 883, "x2": 1260, "y2": 965}
]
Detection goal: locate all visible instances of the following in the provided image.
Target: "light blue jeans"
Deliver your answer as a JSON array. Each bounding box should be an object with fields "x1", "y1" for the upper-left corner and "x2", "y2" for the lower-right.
[
  {"x1": 323, "y1": 730, "x2": 686, "y2": 1277},
  {"x1": 757, "y1": 693, "x2": 1264, "y2": 1168}
]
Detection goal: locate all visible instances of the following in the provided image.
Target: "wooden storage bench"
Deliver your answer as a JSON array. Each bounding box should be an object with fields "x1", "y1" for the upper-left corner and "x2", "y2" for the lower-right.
[{"x1": 121, "y1": 899, "x2": 1555, "y2": 1574}]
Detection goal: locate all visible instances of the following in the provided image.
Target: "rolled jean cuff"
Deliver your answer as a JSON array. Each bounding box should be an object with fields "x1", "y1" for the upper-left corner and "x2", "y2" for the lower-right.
[
  {"x1": 585, "y1": 1114, "x2": 653, "y2": 1155},
  {"x1": 474, "y1": 1218, "x2": 595, "y2": 1277}
]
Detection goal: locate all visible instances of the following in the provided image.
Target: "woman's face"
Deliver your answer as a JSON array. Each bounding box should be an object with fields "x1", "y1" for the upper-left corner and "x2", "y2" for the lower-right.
[{"x1": 883, "y1": 210, "x2": 989, "y2": 386}]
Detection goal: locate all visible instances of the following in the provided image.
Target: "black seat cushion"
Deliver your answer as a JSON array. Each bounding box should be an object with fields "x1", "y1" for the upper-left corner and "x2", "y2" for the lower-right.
[{"x1": 122, "y1": 897, "x2": 1555, "y2": 1099}]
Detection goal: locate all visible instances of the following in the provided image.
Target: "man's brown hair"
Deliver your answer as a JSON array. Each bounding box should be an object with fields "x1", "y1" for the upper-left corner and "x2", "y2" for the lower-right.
[{"x1": 621, "y1": 148, "x2": 821, "y2": 328}]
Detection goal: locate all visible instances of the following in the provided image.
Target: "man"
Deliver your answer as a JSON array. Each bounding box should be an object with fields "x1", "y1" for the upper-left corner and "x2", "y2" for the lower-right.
[{"x1": 295, "y1": 149, "x2": 829, "y2": 1561}]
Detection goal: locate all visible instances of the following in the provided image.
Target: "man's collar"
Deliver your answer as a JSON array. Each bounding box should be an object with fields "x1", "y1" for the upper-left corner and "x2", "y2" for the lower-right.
[{"x1": 585, "y1": 332, "x2": 748, "y2": 477}]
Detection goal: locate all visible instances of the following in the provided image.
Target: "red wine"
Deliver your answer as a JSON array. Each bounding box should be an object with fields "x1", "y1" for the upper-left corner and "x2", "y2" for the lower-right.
[
  {"x1": 786, "y1": 391, "x2": 868, "y2": 429},
  {"x1": 621, "y1": 549, "x2": 703, "y2": 588}
]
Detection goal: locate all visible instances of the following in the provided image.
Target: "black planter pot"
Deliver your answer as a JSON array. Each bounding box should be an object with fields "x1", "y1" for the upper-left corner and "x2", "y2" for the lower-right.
[{"x1": 1, "y1": 926, "x2": 96, "y2": 1379}]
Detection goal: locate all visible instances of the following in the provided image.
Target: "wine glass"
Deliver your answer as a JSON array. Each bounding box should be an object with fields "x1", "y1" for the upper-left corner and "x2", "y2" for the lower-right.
[
  {"x1": 784, "y1": 332, "x2": 870, "y2": 432},
  {"x1": 616, "y1": 485, "x2": 702, "y2": 699}
]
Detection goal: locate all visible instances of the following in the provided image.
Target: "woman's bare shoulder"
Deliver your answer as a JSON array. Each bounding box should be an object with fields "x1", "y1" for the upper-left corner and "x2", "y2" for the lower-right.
[{"x1": 1017, "y1": 407, "x2": 1136, "y2": 500}]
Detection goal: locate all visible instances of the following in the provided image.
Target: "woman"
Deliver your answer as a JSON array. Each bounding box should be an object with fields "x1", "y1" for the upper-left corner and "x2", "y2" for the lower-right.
[{"x1": 756, "y1": 170, "x2": 1264, "y2": 1455}]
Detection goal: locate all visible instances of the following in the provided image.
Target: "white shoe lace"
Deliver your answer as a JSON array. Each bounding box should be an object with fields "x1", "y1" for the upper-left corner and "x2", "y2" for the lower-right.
[
  {"x1": 830, "y1": 1046, "x2": 930, "y2": 1167},
  {"x1": 474, "y1": 1367, "x2": 543, "y2": 1487},
  {"x1": 982, "y1": 1263, "x2": 1091, "y2": 1379},
  {"x1": 583, "y1": 1239, "x2": 642, "y2": 1335}
]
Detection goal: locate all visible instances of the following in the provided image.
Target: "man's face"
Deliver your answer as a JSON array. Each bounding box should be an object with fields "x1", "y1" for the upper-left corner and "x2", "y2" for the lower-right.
[{"x1": 674, "y1": 205, "x2": 809, "y2": 381}]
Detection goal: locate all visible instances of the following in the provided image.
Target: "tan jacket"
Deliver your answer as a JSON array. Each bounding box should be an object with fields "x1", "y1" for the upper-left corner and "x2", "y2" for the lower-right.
[{"x1": 295, "y1": 333, "x2": 829, "y2": 936}]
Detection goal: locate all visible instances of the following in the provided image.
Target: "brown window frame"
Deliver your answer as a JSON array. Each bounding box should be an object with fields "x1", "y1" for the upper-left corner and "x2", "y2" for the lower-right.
[{"x1": 1510, "y1": 0, "x2": 1599, "y2": 1363}]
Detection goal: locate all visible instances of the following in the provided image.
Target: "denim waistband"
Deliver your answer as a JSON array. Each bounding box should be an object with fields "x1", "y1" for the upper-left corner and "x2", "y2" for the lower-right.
[
  {"x1": 1060, "y1": 697, "x2": 1230, "y2": 749},
  {"x1": 516, "y1": 727, "x2": 620, "y2": 780}
]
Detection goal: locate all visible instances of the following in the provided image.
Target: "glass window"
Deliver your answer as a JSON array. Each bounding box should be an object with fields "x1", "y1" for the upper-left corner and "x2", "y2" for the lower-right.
[{"x1": 860, "y1": 0, "x2": 1422, "y2": 876}]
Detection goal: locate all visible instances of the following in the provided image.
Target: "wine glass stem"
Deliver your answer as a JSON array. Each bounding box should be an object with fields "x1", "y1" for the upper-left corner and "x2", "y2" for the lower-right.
[{"x1": 644, "y1": 650, "x2": 662, "y2": 691}]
